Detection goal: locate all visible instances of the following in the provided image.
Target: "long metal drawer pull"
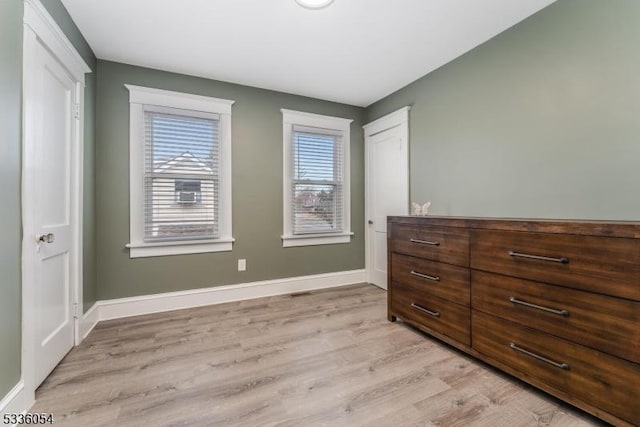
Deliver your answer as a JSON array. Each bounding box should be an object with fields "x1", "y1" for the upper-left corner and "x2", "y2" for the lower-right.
[
  {"x1": 410, "y1": 270, "x2": 441, "y2": 282},
  {"x1": 508, "y1": 250, "x2": 569, "y2": 264},
  {"x1": 510, "y1": 343, "x2": 569, "y2": 370},
  {"x1": 410, "y1": 238, "x2": 440, "y2": 246},
  {"x1": 509, "y1": 297, "x2": 569, "y2": 317},
  {"x1": 411, "y1": 302, "x2": 440, "y2": 317}
]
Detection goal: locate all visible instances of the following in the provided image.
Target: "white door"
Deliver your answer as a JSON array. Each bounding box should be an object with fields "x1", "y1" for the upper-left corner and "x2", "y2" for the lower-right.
[
  {"x1": 30, "y1": 38, "x2": 77, "y2": 387},
  {"x1": 365, "y1": 108, "x2": 409, "y2": 289}
]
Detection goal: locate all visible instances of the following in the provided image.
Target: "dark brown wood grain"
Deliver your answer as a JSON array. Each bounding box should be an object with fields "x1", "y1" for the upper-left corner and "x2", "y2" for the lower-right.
[
  {"x1": 387, "y1": 221, "x2": 396, "y2": 322},
  {"x1": 465, "y1": 217, "x2": 640, "y2": 238},
  {"x1": 388, "y1": 216, "x2": 469, "y2": 229},
  {"x1": 472, "y1": 312, "x2": 640, "y2": 426},
  {"x1": 470, "y1": 229, "x2": 640, "y2": 301},
  {"x1": 388, "y1": 215, "x2": 640, "y2": 426},
  {"x1": 472, "y1": 270, "x2": 640, "y2": 364},
  {"x1": 391, "y1": 280, "x2": 471, "y2": 346},
  {"x1": 389, "y1": 215, "x2": 640, "y2": 238},
  {"x1": 391, "y1": 253, "x2": 470, "y2": 306},
  {"x1": 390, "y1": 223, "x2": 470, "y2": 267}
]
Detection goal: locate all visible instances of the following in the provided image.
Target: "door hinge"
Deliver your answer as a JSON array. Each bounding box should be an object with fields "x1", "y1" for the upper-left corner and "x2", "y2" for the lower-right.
[
  {"x1": 73, "y1": 103, "x2": 80, "y2": 119},
  {"x1": 73, "y1": 302, "x2": 79, "y2": 319}
]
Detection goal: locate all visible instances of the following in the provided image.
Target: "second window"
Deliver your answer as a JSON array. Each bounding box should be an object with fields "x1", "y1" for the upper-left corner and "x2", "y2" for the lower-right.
[{"x1": 282, "y1": 109, "x2": 353, "y2": 247}]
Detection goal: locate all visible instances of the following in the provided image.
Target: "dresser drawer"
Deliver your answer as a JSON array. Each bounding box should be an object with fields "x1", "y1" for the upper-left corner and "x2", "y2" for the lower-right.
[
  {"x1": 390, "y1": 223, "x2": 469, "y2": 267},
  {"x1": 472, "y1": 270, "x2": 640, "y2": 364},
  {"x1": 391, "y1": 253, "x2": 470, "y2": 306},
  {"x1": 391, "y1": 281, "x2": 470, "y2": 346},
  {"x1": 473, "y1": 312, "x2": 640, "y2": 426},
  {"x1": 470, "y1": 229, "x2": 640, "y2": 300}
]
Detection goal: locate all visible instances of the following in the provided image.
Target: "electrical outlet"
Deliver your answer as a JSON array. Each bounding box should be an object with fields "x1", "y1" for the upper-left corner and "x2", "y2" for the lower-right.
[{"x1": 238, "y1": 259, "x2": 246, "y2": 272}]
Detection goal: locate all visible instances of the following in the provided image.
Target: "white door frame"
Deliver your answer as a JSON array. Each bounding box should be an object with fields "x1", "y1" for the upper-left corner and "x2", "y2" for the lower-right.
[
  {"x1": 21, "y1": 0, "x2": 90, "y2": 408},
  {"x1": 363, "y1": 106, "x2": 410, "y2": 288}
]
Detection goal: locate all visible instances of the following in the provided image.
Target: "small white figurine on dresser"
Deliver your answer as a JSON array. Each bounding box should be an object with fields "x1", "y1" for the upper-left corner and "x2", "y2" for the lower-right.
[{"x1": 411, "y1": 201, "x2": 431, "y2": 216}]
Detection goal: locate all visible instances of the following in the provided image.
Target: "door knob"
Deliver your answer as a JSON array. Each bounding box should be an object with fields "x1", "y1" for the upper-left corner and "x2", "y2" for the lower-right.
[
  {"x1": 368, "y1": 220, "x2": 374, "y2": 225},
  {"x1": 37, "y1": 233, "x2": 55, "y2": 244}
]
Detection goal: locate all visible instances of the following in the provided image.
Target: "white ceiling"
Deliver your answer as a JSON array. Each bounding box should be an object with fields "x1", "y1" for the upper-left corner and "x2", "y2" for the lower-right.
[{"x1": 61, "y1": 0, "x2": 555, "y2": 107}]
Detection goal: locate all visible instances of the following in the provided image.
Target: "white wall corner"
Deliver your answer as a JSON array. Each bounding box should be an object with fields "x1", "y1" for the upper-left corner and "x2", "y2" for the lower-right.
[
  {"x1": 78, "y1": 303, "x2": 100, "y2": 342},
  {"x1": 0, "y1": 381, "x2": 27, "y2": 418},
  {"x1": 98, "y1": 269, "x2": 367, "y2": 321}
]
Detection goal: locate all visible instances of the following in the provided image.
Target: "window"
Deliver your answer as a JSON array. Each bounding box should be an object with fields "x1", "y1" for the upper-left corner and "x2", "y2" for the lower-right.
[
  {"x1": 126, "y1": 85, "x2": 234, "y2": 257},
  {"x1": 281, "y1": 109, "x2": 353, "y2": 247}
]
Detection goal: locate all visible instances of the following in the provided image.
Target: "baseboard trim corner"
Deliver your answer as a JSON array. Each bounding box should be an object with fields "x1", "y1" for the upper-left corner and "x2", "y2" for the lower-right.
[
  {"x1": 98, "y1": 269, "x2": 367, "y2": 321},
  {"x1": 79, "y1": 303, "x2": 100, "y2": 341},
  {"x1": 0, "y1": 381, "x2": 26, "y2": 417}
]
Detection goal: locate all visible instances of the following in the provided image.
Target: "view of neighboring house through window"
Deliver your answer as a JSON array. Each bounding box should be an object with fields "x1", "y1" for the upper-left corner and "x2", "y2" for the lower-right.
[
  {"x1": 282, "y1": 109, "x2": 353, "y2": 247},
  {"x1": 126, "y1": 85, "x2": 234, "y2": 257},
  {"x1": 144, "y1": 110, "x2": 218, "y2": 241}
]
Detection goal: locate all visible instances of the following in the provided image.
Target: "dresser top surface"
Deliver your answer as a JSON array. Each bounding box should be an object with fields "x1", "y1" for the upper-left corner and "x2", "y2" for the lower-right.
[{"x1": 388, "y1": 215, "x2": 640, "y2": 238}]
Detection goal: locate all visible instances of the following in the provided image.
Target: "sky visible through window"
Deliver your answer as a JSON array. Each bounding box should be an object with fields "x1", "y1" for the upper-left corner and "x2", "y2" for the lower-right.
[
  {"x1": 293, "y1": 131, "x2": 335, "y2": 181},
  {"x1": 150, "y1": 113, "x2": 217, "y2": 165}
]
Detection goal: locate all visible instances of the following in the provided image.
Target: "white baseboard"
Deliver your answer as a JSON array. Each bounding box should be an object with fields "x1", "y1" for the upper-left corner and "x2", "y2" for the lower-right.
[
  {"x1": 98, "y1": 269, "x2": 367, "y2": 321},
  {"x1": 78, "y1": 303, "x2": 100, "y2": 341},
  {"x1": 0, "y1": 381, "x2": 26, "y2": 417}
]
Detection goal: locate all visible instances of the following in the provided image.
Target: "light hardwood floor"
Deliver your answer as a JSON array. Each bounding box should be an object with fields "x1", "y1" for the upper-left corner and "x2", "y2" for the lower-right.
[{"x1": 32, "y1": 284, "x2": 605, "y2": 426}]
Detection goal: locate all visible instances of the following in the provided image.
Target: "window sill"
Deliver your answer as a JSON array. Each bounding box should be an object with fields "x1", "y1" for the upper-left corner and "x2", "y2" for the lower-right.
[
  {"x1": 281, "y1": 232, "x2": 353, "y2": 248},
  {"x1": 126, "y1": 237, "x2": 234, "y2": 258}
]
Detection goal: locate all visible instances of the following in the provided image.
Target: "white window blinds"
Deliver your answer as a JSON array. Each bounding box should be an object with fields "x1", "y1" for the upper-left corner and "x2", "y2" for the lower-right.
[
  {"x1": 291, "y1": 125, "x2": 344, "y2": 234},
  {"x1": 143, "y1": 108, "x2": 220, "y2": 242}
]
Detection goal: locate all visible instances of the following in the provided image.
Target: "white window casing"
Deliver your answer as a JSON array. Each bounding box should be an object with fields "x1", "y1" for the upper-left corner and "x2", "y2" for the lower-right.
[
  {"x1": 281, "y1": 109, "x2": 353, "y2": 247},
  {"x1": 126, "y1": 85, "x2": 234, "y2": 257}
]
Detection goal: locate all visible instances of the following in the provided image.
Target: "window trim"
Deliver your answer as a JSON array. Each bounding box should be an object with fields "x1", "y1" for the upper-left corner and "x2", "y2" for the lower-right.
[
  {"x1": 125, "y1": 85, "x2": 235, "y2": 258},
  {"x1": 281, "y1": 109, "x2": 353, "y2": 247}
]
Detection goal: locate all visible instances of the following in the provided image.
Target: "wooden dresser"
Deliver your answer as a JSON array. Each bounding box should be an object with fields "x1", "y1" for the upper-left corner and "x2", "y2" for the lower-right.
[{"x1": 387, "y1": 216, "x2": 640, "y2": 426}]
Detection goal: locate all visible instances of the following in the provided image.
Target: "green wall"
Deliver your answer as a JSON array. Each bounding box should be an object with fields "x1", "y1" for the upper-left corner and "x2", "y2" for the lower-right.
[
  {"x1": 96, "y1": 60, "x2": 365, "y2": 300},
  {"x1": 41, "y1": 0, "x2": 98, "y2": 312},
  {"x1": 0, "y1": 0, "x2": 24, "y2": 400},
  {"x1": 366, "y1": 0, "x2": 640, "y2": 220}
]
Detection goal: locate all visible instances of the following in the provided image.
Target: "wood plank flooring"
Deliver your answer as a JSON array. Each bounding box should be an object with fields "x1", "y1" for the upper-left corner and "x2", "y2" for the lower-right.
[{"x1": 32, "y1": 284, "x2": 605, "y2": 426}]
